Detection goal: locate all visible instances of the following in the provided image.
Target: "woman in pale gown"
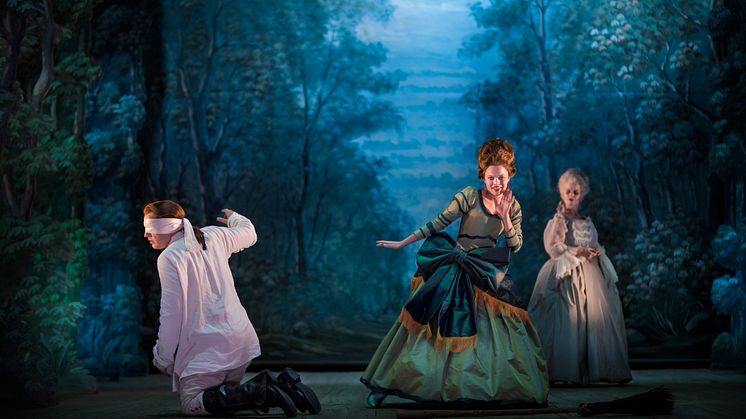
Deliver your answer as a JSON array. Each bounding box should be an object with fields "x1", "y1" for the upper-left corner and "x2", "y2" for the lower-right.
[{"x1": 528, "y1": 169, "x2": 631, "y2": 385}]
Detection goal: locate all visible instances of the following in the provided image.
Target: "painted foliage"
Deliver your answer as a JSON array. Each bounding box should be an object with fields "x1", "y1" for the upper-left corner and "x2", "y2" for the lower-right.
[{"x1": 1, "y1": 0, "x2": 744, "y2": 405}]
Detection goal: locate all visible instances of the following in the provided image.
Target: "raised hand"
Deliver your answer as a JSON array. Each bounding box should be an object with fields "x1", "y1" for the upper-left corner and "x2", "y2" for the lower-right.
[
  {"x1": 495, "y1": 188, "x2": 515, "y2": 223},
  {"x1": 217, "y1": 208, "x2": 235, "y2": 225}
]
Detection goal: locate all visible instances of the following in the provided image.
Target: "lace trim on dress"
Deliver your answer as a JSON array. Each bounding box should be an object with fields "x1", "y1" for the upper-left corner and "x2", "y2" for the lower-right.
[
  {"x1": 555, "y1": 252, "x2": 582, "y2": 280},
  {"x1": 571, "y1": 217, "x2": 593, "y2": 247}
]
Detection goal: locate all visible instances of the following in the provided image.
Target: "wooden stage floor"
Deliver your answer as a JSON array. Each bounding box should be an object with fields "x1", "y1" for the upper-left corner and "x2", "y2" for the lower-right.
[{"x1": 9, "y1": 369, "x2": 746, "y2": 419}]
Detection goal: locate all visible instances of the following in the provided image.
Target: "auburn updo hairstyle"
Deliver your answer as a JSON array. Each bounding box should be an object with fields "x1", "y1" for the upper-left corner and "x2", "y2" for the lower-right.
[{"x1": 477, "y1": 137, "x2": 516, "y2": 179}]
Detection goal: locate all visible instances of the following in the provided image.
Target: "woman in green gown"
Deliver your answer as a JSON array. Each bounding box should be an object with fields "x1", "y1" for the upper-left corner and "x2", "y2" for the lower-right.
[{"x1": 362, "y1": 138, "x2": 548, "y2": 407}]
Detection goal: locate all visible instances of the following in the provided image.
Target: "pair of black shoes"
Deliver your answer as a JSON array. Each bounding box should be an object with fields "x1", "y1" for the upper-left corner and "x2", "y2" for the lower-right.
[
  {"x1": 202, "y1": 367, "x2": 321, "y2": 417},
  {"x1": 269, "y1": 367, "x2": 322, "y2": 415}
]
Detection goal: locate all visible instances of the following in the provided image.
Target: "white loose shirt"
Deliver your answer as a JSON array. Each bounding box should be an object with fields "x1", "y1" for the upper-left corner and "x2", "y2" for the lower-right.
[{"x1": 152, "y1": 212, "x2": 260, "y2": 391}]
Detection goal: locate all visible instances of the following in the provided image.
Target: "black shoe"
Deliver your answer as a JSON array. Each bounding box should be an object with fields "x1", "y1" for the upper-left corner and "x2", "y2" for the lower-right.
[
  {"x1": 202, "y1": 374, "x2": 267, "y2": 415},
  {"x1": 277, "y1": 367, "x2": 322, "y2": 414},
  {"x1": 202, "y1": 371, "x2": 298, "y2": 417},
  {"x1": 265, "y1": 382, "x2": 298, "y2": 417}
]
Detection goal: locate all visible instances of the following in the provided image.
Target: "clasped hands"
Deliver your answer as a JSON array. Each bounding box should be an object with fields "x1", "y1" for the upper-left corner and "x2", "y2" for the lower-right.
[{"x1": 576, "y1": 246, "x2": 601, "y2": 259}]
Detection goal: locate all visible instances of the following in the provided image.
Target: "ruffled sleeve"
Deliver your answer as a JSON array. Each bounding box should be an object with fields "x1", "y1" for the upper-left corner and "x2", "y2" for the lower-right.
[{"x1": 543, "y1": 213, "x2": 582, "y2": 279}]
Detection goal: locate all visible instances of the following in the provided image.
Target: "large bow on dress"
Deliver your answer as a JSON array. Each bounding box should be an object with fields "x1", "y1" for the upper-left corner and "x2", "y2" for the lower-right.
[{"x1": 401, "y1": 233, "x2": 515, "y2": 350}]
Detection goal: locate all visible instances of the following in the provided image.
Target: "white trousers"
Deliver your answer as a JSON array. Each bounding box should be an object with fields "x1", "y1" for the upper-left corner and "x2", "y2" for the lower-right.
[{"x1": 176, "y1": 361, "x2": 251, "y2": 415}]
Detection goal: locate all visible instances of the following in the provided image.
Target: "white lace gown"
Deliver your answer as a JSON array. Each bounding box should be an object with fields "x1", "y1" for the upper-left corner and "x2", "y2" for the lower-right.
[{"x1": 528, "y1": 213, "x2": 631, "y2": 384}]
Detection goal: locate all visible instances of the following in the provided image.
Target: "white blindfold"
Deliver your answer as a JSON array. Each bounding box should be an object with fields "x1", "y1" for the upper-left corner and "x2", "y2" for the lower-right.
[{"x1": 143, "y1": 217, "x2": 201, "y2": 252}]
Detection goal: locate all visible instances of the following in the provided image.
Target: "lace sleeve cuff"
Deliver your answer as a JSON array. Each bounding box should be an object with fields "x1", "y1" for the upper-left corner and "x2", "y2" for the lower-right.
[{"x1": 554, "y1": 251, "x2": 582, "y2": 280}]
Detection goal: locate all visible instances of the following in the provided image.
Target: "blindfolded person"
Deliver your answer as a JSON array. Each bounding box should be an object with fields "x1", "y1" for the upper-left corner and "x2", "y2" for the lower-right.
[{"x1": 144, "y1": 200, "x2": 319, "y2": 416}]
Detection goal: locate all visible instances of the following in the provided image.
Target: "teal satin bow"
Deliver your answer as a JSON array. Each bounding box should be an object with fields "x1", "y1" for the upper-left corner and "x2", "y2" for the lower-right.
[{"x1": 403, "y1": 233, "x2": 513, "y2": 340}]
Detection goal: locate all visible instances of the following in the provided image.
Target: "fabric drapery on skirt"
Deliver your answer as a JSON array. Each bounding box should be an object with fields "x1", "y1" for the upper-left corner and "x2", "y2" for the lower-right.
[
  {"x1": 361, "y1": 234, "x2": 548, "y2": 405},
  {"x1": 529, "y1": 253, "x2": 631, "y2": 384}
]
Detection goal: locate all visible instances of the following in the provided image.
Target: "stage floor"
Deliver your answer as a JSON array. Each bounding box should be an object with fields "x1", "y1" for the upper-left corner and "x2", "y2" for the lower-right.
[{"x1": 10, "y1": 369, "x2": 746, "y2": 418}]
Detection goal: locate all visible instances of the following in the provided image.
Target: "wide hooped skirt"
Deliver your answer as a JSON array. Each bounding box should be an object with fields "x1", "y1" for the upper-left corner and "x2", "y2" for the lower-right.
[{"x1": 361, "y1": 275, "x2": 549, "y2": 405}]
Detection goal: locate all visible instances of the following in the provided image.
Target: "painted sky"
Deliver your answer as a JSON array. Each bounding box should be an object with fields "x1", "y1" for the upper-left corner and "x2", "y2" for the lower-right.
[{"x1": 355, "y1": 0, "x2": 499, "y2": 233}]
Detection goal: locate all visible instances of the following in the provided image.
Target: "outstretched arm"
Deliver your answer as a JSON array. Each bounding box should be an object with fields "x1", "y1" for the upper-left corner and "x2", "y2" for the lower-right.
[
  {"x1": 378, "y1": 188, "x2": 473, "y2": 250},
  {"x1": 376, "y1": 234, "x2": 419, "y2": 250}
]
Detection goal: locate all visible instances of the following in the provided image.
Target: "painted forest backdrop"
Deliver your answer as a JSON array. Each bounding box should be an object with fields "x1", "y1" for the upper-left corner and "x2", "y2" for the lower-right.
[{"x1": 1, "y1": 0, "x2": 745, "y2": 406}]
